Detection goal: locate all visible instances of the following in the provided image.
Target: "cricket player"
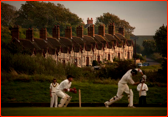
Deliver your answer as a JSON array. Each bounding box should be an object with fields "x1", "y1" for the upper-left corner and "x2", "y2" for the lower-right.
[
  {"x1": 50, "y1": 78, "x2": 59, "y2": 108},
  {"x1": 56, "y1": 75, "x2": 77, "y2": 107},
  {"x1": 137, "y1": 75, "x2": 148, "y2": 106},
  {"x1": 104, "y1": 68, "x2": 143, "y2": 108}
]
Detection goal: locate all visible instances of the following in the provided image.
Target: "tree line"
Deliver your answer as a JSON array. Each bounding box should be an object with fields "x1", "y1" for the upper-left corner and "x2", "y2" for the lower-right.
[
  {"x1": 135, "y1": 25, "x2": 167, "y2": 58},
  {"x1": 2, "y1": 1, "x2": 135, "y2": 38}
]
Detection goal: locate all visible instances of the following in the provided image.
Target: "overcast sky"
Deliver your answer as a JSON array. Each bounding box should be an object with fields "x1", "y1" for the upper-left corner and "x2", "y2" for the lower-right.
[{"x1": 2, "y1": 1, "x2": 167, "y2": 35}]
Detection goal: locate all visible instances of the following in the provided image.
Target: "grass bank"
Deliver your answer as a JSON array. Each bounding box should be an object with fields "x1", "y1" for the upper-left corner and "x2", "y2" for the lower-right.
[
  {"x1": 1, "y1": 80, "x2": 167, "y2": 105},
  {"x1": 141, "y1": 64, "x2": 161, "y2": 72}
]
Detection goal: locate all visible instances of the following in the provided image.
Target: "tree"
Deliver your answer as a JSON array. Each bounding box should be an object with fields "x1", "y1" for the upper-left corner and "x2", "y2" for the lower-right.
[
  {"x1": 153, "y1": 25, "x2": 167, "y2": 75},
  {"x1": 153, "y1": 25, "x2": 167, "y2": 57},
  {"x1": 135, "y1": 44, "x2": 144, "y2": 54},
  {"x1": 95, "y1": 12, "x2": 135, "y2": 39},
  {"x1": 1, "y1": 26, "x2": 12, "y2": 46},
  {"x1": 1, "y1": 2, "x2": 17, "y2": 26},
  {"x1": 14, "y1": 1, "x2": 83, "y2": 36},
  {"x1": 92, "y1": 60, "x2": 98, "y2": 66},
  {"x1": 142, "y1": 39, "x2": 156, "y2": 55}
]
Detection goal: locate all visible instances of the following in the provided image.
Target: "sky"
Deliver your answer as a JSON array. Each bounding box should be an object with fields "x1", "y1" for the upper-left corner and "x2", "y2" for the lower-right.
[{"x1": 2, "y1": 1, "x2": 167, "y2": 35}]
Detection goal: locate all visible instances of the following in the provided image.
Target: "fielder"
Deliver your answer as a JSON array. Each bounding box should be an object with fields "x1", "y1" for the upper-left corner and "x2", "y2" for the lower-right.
[
  {"x1": 104, "y1": 68, "x2": 143, "y2": 108},
  {"x1": 137, "y1": 75, "x2": 148, "y2": 106},
  {"x1": 50, "y1": 78, "x2": 59, "y2": 108},
  {"x1": 56, "y1": 75, "x2": 77, "y2": 107}
]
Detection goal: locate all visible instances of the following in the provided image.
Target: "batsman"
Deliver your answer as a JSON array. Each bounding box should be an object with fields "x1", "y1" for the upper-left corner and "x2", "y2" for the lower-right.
[
  {"x1": 56, "y1": 75, "x2": 77, "y2": 107},
  {"x1": 104, "y1": 68, "x2": 144, "y2": 108}
]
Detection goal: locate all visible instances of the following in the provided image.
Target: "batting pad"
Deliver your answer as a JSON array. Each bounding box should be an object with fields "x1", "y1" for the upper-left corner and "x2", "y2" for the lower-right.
[
  {"x1": 58, "y1": 96, "x2": 68, "y2": 107},
  {"x1": 63, "y1": 97, "x2": 72, "y2": 107},
  {"x1": 107, "y1": 95, "x2": 123, "y2": 106}
]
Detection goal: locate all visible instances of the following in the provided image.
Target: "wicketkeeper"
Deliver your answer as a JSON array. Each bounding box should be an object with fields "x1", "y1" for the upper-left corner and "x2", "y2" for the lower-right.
[
  {"x1": 104, "y1": 68, "x2": 143, "y2": 108},
  {"x1": 56, "y1": 75, "x2": 77, "y2": 107}
]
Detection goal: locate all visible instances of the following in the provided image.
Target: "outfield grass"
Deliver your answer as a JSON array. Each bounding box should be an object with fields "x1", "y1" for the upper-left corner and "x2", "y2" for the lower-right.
[
  {"x1": 141, "y1": 64, "x2": 161, "y2": 72},
  {"x1": 1, "y1": 107, "x2": 167, "y2": 116}
]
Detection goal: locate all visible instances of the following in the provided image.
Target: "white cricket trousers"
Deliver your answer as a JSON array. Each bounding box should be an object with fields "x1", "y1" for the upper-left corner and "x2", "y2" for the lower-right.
[
  {"x1": 117, "y1": 83, "x2": 130, "y2": 97},
  {"x1": 50, "y1": 92, "x2": 58, "y2": 108},
  {"x1": 56, "y1": 90, "x2": 70, "y2": 107},
  {"x1": 56, "y1": 90, "x2": 70, "y2": 98},
  {"x1": 116, "y1": 83, "x2": 133, "y2": 106}
]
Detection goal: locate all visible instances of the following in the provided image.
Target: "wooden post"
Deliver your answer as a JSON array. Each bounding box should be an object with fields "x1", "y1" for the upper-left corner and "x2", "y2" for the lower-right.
[{"x1": 79, "y1": 89, "x2": 81, "y2": 107}]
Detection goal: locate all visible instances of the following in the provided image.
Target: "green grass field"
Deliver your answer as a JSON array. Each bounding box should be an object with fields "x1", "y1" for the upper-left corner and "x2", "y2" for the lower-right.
[
  {"x1": 141, "y1": 64, "x2": 161, "y2": 71},
  {"x1": 1, "y1": 107, "x2": 167, "y2": 116}
]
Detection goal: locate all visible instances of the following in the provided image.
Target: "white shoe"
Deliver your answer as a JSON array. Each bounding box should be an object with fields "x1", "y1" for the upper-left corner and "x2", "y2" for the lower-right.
[
  {"x1": 104, "y1": 101, "x2": 109, "y2": 108},
  {"x1": 128, "y1": 105, "x2": 136, "y2": 108}
]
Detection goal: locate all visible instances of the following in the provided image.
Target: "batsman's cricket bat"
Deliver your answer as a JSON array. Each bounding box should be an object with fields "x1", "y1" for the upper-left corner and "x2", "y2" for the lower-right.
[{"x1": 139, "y1": 83, "x2": 143, "y2": 97}]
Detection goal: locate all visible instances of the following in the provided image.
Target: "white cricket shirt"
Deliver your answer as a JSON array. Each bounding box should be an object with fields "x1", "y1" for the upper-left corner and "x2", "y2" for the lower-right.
[
  {"x1": 137, "y1": 83, "x2": 148, "y2": 96},
  {"x1": 118, "y1": 69, "x2": 134, "y2": 84},
  {"x1": 118, "y1": 68, "x2": 142, "y2": 85},
  {"x1": 50, "y1": 83, "x2": 59, "y2": 92},
  {"x1": 57, "y1": 79, "x2": 72, "y2": 91}
]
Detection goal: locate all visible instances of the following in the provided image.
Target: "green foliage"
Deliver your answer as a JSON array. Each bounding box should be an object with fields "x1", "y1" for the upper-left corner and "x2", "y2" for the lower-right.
[
  {"x1": 153, "y1": 25, "x2": 167, "y2": 57},
  {"x1": 1, "y1": 50, "x2": 13, "y2": 71},
  {"x1": 1, "y1": 51, "x2": 95, "y2": 80},
  {"x1": 153, "y1": 25, "x2": 167, "y2": 74},
  {"x1": 2, "y1": 42, "x2": 24, "y2": 55},
  {"x1": 159, "y1": 58, "x2": 167, "y2": 76},
  {"x1": 135, "y1": 44, "x2": 144, "y2": 54},
  {"x1": 83, "y1": 23, "x2": 88, "y2": 35},
  {"x1": 92, "y1": 60, "x2": 98, "y2": 66},
  {"x1": 12, "y1": 54, "x2": 36, "y2": 74},
  {"x1": 33, "y1": 28, "x2": 40, "y2": 38},
  {"x1": 141, "y1": 64, "x2": 161, "y2": 72},
  {"x1": 14, "y1": 1, "x2": 83, "y2": 36},
  {"x1": 1, "y1": 2, "x2": 17, "y2": 26},
  {"x1": 65, "y1": 63, "x2": 83, "y2": 78},
  {"x1": 1, "y1": 2, "x2": 83, "y2": 37},
  {"x1": 19, "y1": 27, "x2": 26, "y2": 39},
  {"x1": 82, "y1": 67, "x2": 96, "y2": 80},
  {"x1": 95, "y1": 12, "x2": 135, "y2": 37},
  {"x1": 142, "y1": 39, "x2": 157, "y2": 55},
  {"x1": 96, "y1": 60, "x2": 134, "y2": 79},
  {"x1": 94, "y1": 23, "x2": 108, "y2": 34},
  {"x1": 1, "y1": 26, "x2": 12, "y2": 46},
  {"x1": 113, "y1": 57, "x2": 119, "y2": 62},
  {"x1": 1, "y1": 25, "x2": 39, "y2": 48},
  {"x1": 1, "y1": 51, "x2": 64, "y2": 76},
  {"x1": 148, "y1": 53, "x2": 163, "y2": 63},
  {"x1": 2, "y1": 37, "x2": 33, "y2": 55},
  {"x1": 133, "y1": 53, "x2": 146, "y2": 61},
  {"x1": 133, "y1": 70, "x2": 166, "y2": 83}
]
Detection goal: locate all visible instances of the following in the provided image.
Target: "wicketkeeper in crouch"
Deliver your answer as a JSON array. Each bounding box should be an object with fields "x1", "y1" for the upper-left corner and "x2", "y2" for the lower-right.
[
  {"x1": 104, "y1": 68, "x2": 143, "y2": 108},
  {"x1": 56, "y1": 75, "x2": 77, "y2": 107}
]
